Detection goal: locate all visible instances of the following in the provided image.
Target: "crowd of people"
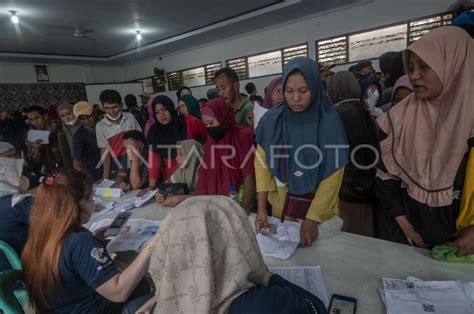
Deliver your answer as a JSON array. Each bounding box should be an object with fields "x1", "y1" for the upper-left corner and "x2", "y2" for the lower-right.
[{"x1": 0, "y1": 21, "x2": 473, "y2": 313}]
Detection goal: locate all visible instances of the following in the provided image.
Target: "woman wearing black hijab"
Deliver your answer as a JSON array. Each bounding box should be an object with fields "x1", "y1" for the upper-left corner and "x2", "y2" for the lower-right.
[{"x1": 327, "y1": 71, "x2": 379, "y2": 237}]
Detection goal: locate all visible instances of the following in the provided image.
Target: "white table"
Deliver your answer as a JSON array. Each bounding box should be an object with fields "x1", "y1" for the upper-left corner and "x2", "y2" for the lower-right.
[{"x1": 89, "y1": 196, "x2": 474, "y2": 314}]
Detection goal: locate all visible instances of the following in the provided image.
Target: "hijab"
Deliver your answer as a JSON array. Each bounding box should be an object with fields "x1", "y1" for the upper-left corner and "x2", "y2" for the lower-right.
[
  {"x1": 145, "y1": 95, "x2": 187, "y2": 159},
  {"x1": 171, "y1": 139, "x2": 204, "y2": 193},
  {"x1": 262, "y1": 76, "x2": 282, "y2": 109},
  {"x1": 326, "y1": 71, "x2": 361, "y2": 105},
  {"x1": 0, "y1": 142, "x2": 22, "y2": 196},
  {"x1": 390, "y1": 74, "x2": 414, "y2": 104},
  {"x1": 147, "y1": 196, "x2": 267, "y2": 314},
  {"x1": 196, "y1": 99, "x2": 255, "y2": 196},
  {"x1": 329, "y1": 72, "x2": 379, "y2": 173},
  {"x1": 256, "y1": 57, "x2": 349, "y2": 195},
  {"x1": 179, "y1": 94, "x2": 202, "y2": 119},
  {"x1": 377, "y1": 26, "x2": 474, "y2": 207}
]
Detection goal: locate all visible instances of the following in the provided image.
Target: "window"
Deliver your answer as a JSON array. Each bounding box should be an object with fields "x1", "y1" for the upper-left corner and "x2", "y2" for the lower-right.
[
  {"x1": 316, "y1": 36, "x2": 347, "y2": 65},
  {"x1": 226, "y1": 57, "x2": 248, "y2": 80},
  {"x1": 282, "y1": 44, "x2": 308, "y2": 66},
  {"x1": 247, "y1": 50, "x2": 282, "y2": 78},
  {"x1": 316, "y1": 10, "x2": 456, "y2": 66},
  {"x1": 166, "y1": 71, "x2": 183, "y2": 91},
  {"x1": 205, "y1": 62, "x2": 222, "y2": 85},
  {"x1": 182, "y1": 67, "x2": 206, "y2": 87},
  {"x1": 408, "y1": 14, "x2": 452, "y2": 43},
  {"x1": 349, "y1": 24, "x2": 407, "y2": 62},
  {"x1": 166, "y1": 62, "x2": 222, "y2": 91}
]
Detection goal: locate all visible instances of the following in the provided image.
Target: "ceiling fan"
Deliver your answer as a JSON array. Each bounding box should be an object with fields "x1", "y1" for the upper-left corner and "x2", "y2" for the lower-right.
[{"x1": 46, "y1": 26, "x2": 97, "y2": 41}]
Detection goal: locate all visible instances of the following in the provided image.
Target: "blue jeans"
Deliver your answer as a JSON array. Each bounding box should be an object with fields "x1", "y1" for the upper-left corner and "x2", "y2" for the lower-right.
[
  {"x1": 229, "y1": 274, "x2": 327, "y2": 314},
  {"x1": 122, "y1": 293, "x2": 154, "y2": 314}
]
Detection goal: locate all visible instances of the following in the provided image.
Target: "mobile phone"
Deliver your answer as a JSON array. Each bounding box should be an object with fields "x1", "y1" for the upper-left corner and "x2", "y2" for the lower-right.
[
  {"x1": 328, "y1": 294, "x2": 357, "y2": 314},
  {"x1": 104, "y1": 212, "x2": 132, "y2": 237}
]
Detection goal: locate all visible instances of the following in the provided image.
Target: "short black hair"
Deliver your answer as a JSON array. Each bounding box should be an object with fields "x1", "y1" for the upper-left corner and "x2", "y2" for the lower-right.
[
  {"x1": 25, "y1": 105, "x2": 46, "y2": 116},
  {"x1": 353, "y1": 60, "x2": 373, "y2": 72},
  {"x1": 214, "y1": 67, "x2": 239, "y2": 83},
  {"x1": 176, "y1": 86, "x2": 192, "y2": 99},
  {"x1": 198, "y1": 98, "x2": 208, "y2": 103},
  {"x1": 245, "y1": 82, "x2": 256, "y2": 94},
  {"x1": 123, "y1": 130, "x2": 145, "y2": 143},
  {"x1": 99, "y1": 89, "x2": 122, "y2": 105},
  {"x1": 124, "y1": 94, "x2": 138, "y2": 109}
]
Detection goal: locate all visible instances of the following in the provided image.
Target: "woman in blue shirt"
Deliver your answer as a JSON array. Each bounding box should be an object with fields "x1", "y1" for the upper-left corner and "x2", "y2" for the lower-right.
[{"x1": 21, "y1": 170, "x2": 155, "y2": 313}]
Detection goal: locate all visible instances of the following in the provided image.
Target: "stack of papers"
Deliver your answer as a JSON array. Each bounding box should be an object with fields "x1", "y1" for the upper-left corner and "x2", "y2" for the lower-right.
[
  {"x1": 114, "y1": 190, "x2": 158, "y2": 212},
  {"x1": 90, "y1": 218, "x2": 160, "y2": 253},
  {"x1": 95, "y1": 187, "x2": 124, "y2": 198},
  {"x1": 380, "y1": 277, "x2": 474, "y2": 314},
  {"x1": 91, "y1": 198, "x2": 115, "y2": 220},
  {"x1": 96, "y1": 179, "x2": 116, "y2": 188},
  {"x1": 91, "y1": 190, "x2": 158, "y2": 216},
  {"x1": 269, "y1": 266, "x2": 329, "y2": 307},
  {"x1": 256, "y1": 216, "x2": 300, "y2": 260}
]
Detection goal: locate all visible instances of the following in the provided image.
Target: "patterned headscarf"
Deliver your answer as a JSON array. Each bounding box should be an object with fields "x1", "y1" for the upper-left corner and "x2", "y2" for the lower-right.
[{"x1": 147, "y1": 196, "x2": 267, "y2": 313}]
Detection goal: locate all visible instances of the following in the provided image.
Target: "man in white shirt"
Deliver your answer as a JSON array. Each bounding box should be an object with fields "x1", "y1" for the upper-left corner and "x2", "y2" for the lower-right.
[{"x1": 96, "y1": 90, "x2": 142, "y2": 179}]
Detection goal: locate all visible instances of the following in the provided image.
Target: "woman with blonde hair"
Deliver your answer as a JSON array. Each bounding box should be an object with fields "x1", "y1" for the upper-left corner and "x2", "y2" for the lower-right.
[{"x1": 21, "y1": 169, "x2": 154, "y2": 313}]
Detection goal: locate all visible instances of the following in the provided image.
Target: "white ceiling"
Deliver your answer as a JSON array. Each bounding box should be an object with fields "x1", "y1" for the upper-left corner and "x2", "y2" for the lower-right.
[{"x1": 0, "y1": 0, "x2": 364, "y2": 65}]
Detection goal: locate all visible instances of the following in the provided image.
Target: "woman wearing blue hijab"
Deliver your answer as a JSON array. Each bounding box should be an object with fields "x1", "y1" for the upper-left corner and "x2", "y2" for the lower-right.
[{"x1": 255, "y1": 57, "x2": 349, "y2": 247}]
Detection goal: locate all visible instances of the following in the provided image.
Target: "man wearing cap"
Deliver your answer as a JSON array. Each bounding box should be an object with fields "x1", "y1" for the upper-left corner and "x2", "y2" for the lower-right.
[{"x1": 72, "y1": 101, "x2": 102, "y2": 181}]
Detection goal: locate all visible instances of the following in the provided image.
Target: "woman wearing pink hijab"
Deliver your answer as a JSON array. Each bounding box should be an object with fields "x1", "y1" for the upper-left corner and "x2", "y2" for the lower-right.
[{"x1": 375, "y1": 26, "x2": 474, "y2": 256}]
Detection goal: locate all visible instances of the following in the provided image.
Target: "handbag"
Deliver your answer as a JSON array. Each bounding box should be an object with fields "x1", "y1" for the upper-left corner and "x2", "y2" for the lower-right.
[
  {"x1": 280, "y1": 150, "x2": 315, "y2": 222},
  {"x1": 156, "y1": 183, "x2": 189, "y2": 197},
  {"x1": 281, "y1": 192, "x2": 315, "y2": 222}
]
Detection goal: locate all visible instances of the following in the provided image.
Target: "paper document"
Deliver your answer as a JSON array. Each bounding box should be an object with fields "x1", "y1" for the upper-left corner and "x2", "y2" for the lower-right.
[
  {"x1": 256, "y1": 216, "x2": 300, "y2": 260},
  {"x1": 114, "y1": 198, "x2": 137, "y2": 212},
  {"x1": 27, "y1": 129, "x2": 50, "y2": 144},
  {"x1": 382, "y1": 278, "x2": 473, "y2": 314},
  {"x1": 253, "y1": 104, "x2": 269, "y2": 131},
  {"x1": 107, "y1": 219, "x2": 160, "y2": 253},
  {"x1": 96, "y1": 179, "x2": 116, "y2": 188},
  {"x1": 91, "y1": 198, "x2": 115, "y2": 220},
  {"x1": 269, "y1": 266, "x2": 329, "y2": 307},
  {"x1": 89, "y1": 219, "x2": 113, "y2": 234},
  {"x1": 134, "y1": 190, "x2": 158, "y2": 207},
  {"x1": 95, "y1": 187, "x2": 124, "y2": 198},
  {"x1": 0, "y1": 157, "x2": 24, "y2": 187},
  {"x1": 114, "y1": 190, "x2": 158, "y2": 212}
]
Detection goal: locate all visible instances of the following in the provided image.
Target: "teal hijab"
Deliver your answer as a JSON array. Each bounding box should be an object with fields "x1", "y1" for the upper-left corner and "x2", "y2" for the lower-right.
[
  {"x1": 256, "y1": 57, "x2": 349, "y2": 195},
  {"x1": 179, "y1": 94, "x2": 202, "y2": 119}
]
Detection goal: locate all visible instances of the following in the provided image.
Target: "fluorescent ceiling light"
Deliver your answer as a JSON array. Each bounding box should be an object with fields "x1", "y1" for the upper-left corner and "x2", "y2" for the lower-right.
[{"x1": 10, "y1": 11, "x2": 19, "y2": 24}]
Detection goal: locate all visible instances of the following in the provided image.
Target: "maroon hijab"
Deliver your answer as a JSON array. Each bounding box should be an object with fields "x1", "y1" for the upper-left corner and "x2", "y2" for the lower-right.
[{"x1": 196, "y1": 99, "x2": 255, "y2": 196}]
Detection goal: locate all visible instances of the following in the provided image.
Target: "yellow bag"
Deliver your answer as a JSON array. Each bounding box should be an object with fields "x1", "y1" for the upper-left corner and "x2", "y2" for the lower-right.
[{"x1": 457, "y1": 148, "x2": 474, "y2": 230}]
